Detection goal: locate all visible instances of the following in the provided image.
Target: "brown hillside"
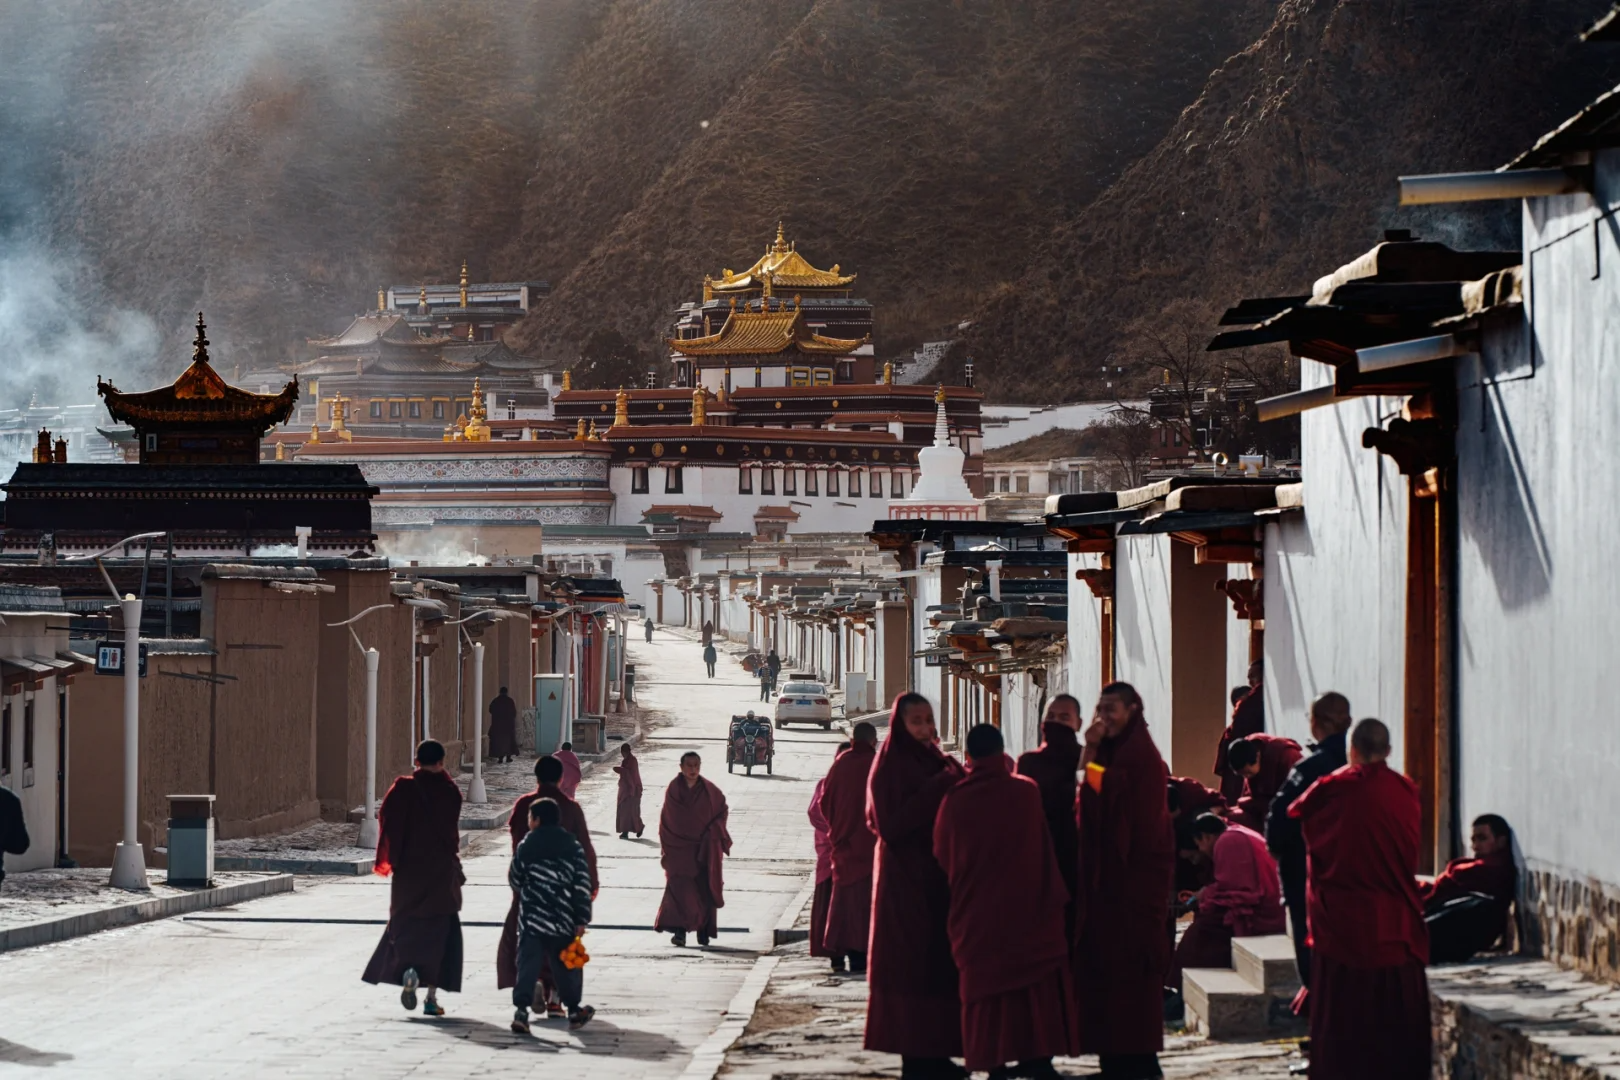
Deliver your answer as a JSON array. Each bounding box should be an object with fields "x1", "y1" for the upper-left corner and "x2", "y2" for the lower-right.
[{"x1": 962, "y1": 0, "x2": 1620, "y2": 400}]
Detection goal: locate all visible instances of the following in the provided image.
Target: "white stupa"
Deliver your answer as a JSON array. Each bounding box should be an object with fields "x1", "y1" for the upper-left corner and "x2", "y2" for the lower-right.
[{"x1": 887, "y1": 385, "x2": 984, "y2": 521}]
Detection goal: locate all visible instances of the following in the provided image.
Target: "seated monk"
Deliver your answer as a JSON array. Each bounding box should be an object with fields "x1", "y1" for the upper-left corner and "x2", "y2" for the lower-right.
[
  {"x1": 1168, "y1": 814, "x2": 1286, "y2": 989},
  {"x1": 1422, "y1": 814, "x2": 1517, "y2": 964},
  {"x1": 1227, "y1": 733, "x2": 1302, "y2": 831}
]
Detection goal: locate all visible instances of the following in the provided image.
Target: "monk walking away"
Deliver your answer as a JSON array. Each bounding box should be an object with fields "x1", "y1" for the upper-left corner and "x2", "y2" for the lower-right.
[
  {"x1": 817, "y1": 721, "x2": 880, "y2": 974},
  {"x1": 488, "y1": 686, "x2": 519, "y2": 764},
  {"x1": 555, "y1": 742, "x2": 583, "y2": 800},
  {"x1": 614, "y1": 743, "x2": 645, "y2": 840},
  {"x1": 1075, "y1": 682, "x2": 1174, "y2": 1080},
  {"x1": 509, "y1": 798, "x2": 596, "y2": 1034},
  {"x1": 935, "y1": 724, "x2": 1077, "y2": 1080},
  {"x1": 808, "y1": 741, "x2": 851, "y2": 970},
  {"x1": 362, "y1": 739, "x2": 465, "y2": 1016},
  {"x1": 655, "y1": 752, "x2": 732, "y2": 947},
  {"x1": 498, "y1": 755, "x2": 598, "y2": 1016},
  {"x1": 1016, "y1": 694, "x2": 1083, "y2": 945},
  {"x1": 1167, "y1": 814, "x2": 1285, "y2": 990},
  {"x1": 1289, "y1": 718, "x2": 1430, "y2": 1080},
  {"x1": 1422, "y1": 814, "x2": 1517, "y2": 964},
  {"x1": 864, "y1": 692, "x2": 968, "y2": 1080}
]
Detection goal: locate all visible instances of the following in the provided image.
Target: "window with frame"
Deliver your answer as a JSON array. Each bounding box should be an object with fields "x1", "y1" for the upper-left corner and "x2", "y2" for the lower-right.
[
  {"x1": 1016, "y1": 474, "x2": 1030, "y2": 493},
  {"x1": 784, "y1": 469, "x2": 797, "y2": 496},
  {"x1": 999, "y1": 475, "x2": 1010, "y2": 492},
  {"x1": 389, "y1": 401, "x2": 403, "y2": 419},
  {"x1": 433, "y1": 401, "x2": 446, "y2": 420},
  {"x1": 827, "y1": 470, "x2": 840, "y2": 496},
  {"x1": 870, "y1": 472, "x2": 883, "y2": 498},
  {"x1": 632, "y1": 466, "x2": 650, "y2": 494},
  {"x1": 849, "y1": 471, "x2": 862, "y2": 497},
  {"x1": 1173, "y1": 428, "x2": 1182, "y2": 447},
  {"x1": 813, "y1": 368, "x2": 833, "y2": 386},
  {"x1": 1, "y1": 701, "x2": 9, "y2": 776},
  {"x1": 22, "y1": 698, "x2": 32, "y2": 769},
  {"x1": 738, "y1": 467, "x2": 752, "y2": 494},
  {"x1": 789, "y1": 368, "x2": 811, "y2": 387},
  {"x1": 761, "y1": 468, "x2": 775, "y2": 495},
  {"x1": 805, "y1": 470, "x2": 818, "y2": 496},
  {"x1": 408, "y1": 401, "x2": 422, "y2": 419},
  {"x1": 1161, "y1": 427, "x2": 1169, "y2": 447},
  {"x1": 370, "y1": 401, "x2": 383, "y2": 418},
  {"x1": 664, "y1": 466, "x2": 684, "y2": 494},
  {"x1": 892, "y1": 471, "x2": 905, "y2": 498}
]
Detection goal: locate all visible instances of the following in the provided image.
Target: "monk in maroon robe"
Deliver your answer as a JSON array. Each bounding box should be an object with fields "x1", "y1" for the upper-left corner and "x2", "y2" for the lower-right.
[
  {"x1": 1214, "y1": 660, "x2": 1265, "y2": 803},
  {"x1": 487, "y1": 686, "x2": 519, "y2": 762},
  {"x1": 936, "y1": 724, "x2": 1077, "y2": 1078},
  {"x1": 865, "y1": 692, "x2": 968, "y2": 1080},
  {"x1": 497, "y1": 755, "x2": 599, "y2": 997},
  {"x1": 1289, "y1": 719, "x2": 1430, "y2": 1080},
  {"x1": 655, "y1": 751, "x2": 732, "y2": 946},
  {"x1": 614, "y1": 743, "x2": 645, "y2": 839},
  {"x1": 1016, "y1": 694, "x2": 1083, "y2": 944},
  {"x1": 363, "y1": 740, "x2": 464, "y2": 1015},
  {"x1": 818, "y1": 721, "x2": 879, "y2": 972},
  {"x1": 809, "y1": 770, "x2": 836, "y2": 962},
  {"x1": 1075, "y1": 682, "x2": 1174, "y2": 1080},
  {"x1": 1168, "y1": 815, "x2": 1285, "y2": 988},
  {"x1": 1422, "y1": 813, "x2": 1517, "y2": 963},
  {"x1": 1227, "y1": 732, "x2": 1302, "y2": 831}
]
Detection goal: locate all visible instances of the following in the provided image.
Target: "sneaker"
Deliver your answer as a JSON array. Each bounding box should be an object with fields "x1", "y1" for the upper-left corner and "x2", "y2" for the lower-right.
[
  {"x1": 546, "y1": 999, "x2": 567, "y2": 1020},
  {"x1": 400, "y1": 967, "x2": 419, "y2": 1011},
  {"x1": 671, "y1": 931, "x2": 687, "y2": 947},
  {"x1": 568, "y1": 1005, "x2": 596, "y2": 1030},
  {"x1": 422, "y1": 998, "x2": 445, "y2": 1018},
  {"x1": 511, "y1": 1008, "x2": 530, "y2": 1035}
]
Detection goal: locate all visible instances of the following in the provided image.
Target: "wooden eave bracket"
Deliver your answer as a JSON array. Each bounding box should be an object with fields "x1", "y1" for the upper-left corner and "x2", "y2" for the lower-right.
[
  {"x1": 1216, "y1": 578, "x2": 1264, "y2": 621},
  {"x1": 1075, "y1": 567, "x2": 1114, "y2": 599}
]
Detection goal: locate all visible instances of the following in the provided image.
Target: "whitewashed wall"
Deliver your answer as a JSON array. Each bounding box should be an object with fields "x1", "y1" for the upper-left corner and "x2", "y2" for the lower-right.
[
  {"x1": 1263, "y1": 360, "x2": 1409, "y2": 762},
  {"x1": 1454, "y1": 160, "x2": 1620, "y2": 887},
  {"x1": 1065, "y1": 551, "x2": 1106, "y2": 712},
  {"x1": 609, "y1": 462, "x2": 905, "y2": 535},
  {"x1": 1113, "y1": 533, "x2": 1174, "y2": 759}
]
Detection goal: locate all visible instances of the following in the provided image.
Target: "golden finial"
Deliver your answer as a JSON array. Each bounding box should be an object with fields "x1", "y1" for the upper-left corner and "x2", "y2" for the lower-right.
[
  {"x1": 613, "y1": 388, "x2": 630, "y2": 427},
  {"x1": 691, "y1": 387, "x2": 707, "y2": 427},
  {"x1": 934, "y1": 383, "x2": 946, "y2": 405},
  {"x1": 576, "y1": 418, "x2": 587, "y2": 441},
  {"x1": 418, "y1": 286, "x2": 428, "y2": 314},
  {"x1": 192, "y1": 313, "x2": 210, "y2": 366},
  {"x1": 275, "y1": 439, "x2": 286, "y2": 460},
  {"x1": 703, "y1": 276, "x2": 714, "y2": 303},
  {"x1": 468, "y1": 322, "x2": 476, "y2": 341},
  {"x1": 718, "y1": 367, "x2": 731, "y2": 405},
  {"x1": 562, "y1": 369, "x2": 572, "y2": 392},
  {"x1": 729, "y1": 297, "x2": 737, "y2": 313},
  {"x1": 442, "y1": 423, "x2": 454, "y2": 443},
  {"x1": 377, "y1": 287, "x2": 386, "y2": 312},
  {"x1": 589, "y1": 420, "x2": 603, "y2": 441},
  {"x1": 464, "y1": 377, "x2": 490, "y2": 441},
  {"x1": 459, "y1": 260, "x2": 469, "y2": 308},
  {"x1": 309, "y1": 423, "x2": 321, "y2": 444},
  {"x1": 792, "y1": 293, "x2": 801, "y2": 310},
  {"x1": 883, "y1": 361, "x2": 893, "y2": 385},
  {"x1": 773, "y1": 221, "x2": 787, "y2": 253}
]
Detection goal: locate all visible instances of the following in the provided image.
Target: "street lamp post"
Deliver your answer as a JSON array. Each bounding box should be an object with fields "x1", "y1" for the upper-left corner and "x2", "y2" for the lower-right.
[
  {"x1": 359, "y1": 646, "x2": 380, "y2": 848},
  {"x1": 468, "y1": 641, "x2": 487, "y2": 804},
  {"x1": 109, "y1": 594, "x2": 147, "y2": 891}
]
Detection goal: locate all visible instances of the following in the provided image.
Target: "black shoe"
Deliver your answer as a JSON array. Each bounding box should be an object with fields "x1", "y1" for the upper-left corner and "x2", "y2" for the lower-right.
[
  {"x1": 847, "y1": 950, "x2": 867, "y2": 975},
  {"x1": 697, "y1": 932, "x2": 711, "y2": 947},
  {"x1": 671, "y1": 931, "x2": 686, "y2": 947},
  {"x1": 619, "y1": 832, "x2": 628, "y2": 840},
  {"x1": 830, "y1": 958, "x2": 847, "y2": 974}
]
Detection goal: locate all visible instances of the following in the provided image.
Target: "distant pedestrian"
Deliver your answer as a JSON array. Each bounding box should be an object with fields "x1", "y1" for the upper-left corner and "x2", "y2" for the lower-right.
[
  {"x1": 644, "y1": 617, "x2": 654, "y2": 643},
  {"x1": 654, "y1": 752, "x2": 731, "y2": 947},
  {"x1": 555, "y1": 742, "x2": 582, "y2": 801},
  {"x1": 614, "y1": 743, "x2": 645, "y2": 840},
  {"x1": 759, "y1": 666, "x2": 773, "y2": 702},
  {"x1": 362, "y1": 739, "x2": 464, "y2": 1017},
  {"x1": 508, "y1": 798, "x2": 596, "y2": 1034},
  {"x1": 701, "y1": 620, "x2": 714, "y2": 647},
  {"x1": 488, "y1": 686, "x2": 519, "y2": 763},
  {"x1": 703, "y1": 643, "x2": 717, "y2": 678},
  {"x1": 817, "y1": 722, "x2": 879, "y2": 974},
  {"x1": 766, "y1": 649, "x2": 781, "y2": 691},
  {"x1": 1215, "y1": 660, "x2": 1265, "y2": 803},
  {"x1": 0, "y1": 785, "x2": 28, "y2": 888}
]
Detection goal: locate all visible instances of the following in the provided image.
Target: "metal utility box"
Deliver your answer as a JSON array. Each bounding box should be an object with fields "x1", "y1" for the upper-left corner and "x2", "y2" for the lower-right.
[
  {"x1": 574, "y1": 714, "x2": 604, "y2": 755},
  {"x1": 166, "y1": 794, "x2": 216, "y2": 886},
  {"x1": 844, "y1": 671, "x2": 870, "y2": 715},
  {"x1": 534, "y1": 673, "x2": 568, "y2": 755}
]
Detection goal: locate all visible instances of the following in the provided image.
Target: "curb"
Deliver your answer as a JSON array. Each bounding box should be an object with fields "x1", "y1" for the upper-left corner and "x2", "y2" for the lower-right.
[
  {"x1": 677, "y1": 952, "x2": 782, "y2": 1080},
  {"x1": 0, "y1": 873, "x2": 295, "y2": 954},
  {"x1": 215, "y1": 855, "x2": 373, "y2": 875},
  {"x1": 459, "y1": 807, "x2": 512, "y2": 831},
  {"x1": 771, "y1": 876, "x2": 818, "y2": 948}
]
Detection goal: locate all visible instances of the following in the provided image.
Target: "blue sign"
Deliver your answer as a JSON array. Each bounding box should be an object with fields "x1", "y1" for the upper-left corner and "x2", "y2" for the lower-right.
[{"x1": 95, "y1": 642, "x2": 148, "y2": 677}]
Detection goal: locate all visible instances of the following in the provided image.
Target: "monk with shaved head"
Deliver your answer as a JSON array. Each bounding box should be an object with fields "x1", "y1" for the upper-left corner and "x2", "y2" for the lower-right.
[{"x1": 1289, "y1": 718, "x2": 1429, "y2": 1079}]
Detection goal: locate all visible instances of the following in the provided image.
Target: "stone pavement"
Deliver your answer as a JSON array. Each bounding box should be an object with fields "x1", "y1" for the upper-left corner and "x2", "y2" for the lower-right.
[{"x1": 0, "y1": 625, "x2": 842, "y2": 1079}]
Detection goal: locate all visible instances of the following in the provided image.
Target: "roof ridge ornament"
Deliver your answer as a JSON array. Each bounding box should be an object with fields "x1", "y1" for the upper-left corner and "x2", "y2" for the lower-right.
[{"x1": 193, "y1": 313, "x2": 211, "y2": 366}]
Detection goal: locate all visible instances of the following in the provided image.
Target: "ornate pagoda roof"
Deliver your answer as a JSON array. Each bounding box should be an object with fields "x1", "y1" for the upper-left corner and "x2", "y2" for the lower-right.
[
  {"x1": 97, "y1": 314, "x2": 299, "y2": 431},
  {"x1": 669, "y1": 306, "x2": 866, "y2": 358},
  {"x1": 708, "y1": 223, "x2": 857, "y2": 294}
]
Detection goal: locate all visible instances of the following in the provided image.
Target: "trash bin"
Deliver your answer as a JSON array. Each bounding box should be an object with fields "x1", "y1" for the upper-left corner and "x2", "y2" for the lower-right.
[{"x1": 167, "y1": 794, "x2": 216, "y2": 887}]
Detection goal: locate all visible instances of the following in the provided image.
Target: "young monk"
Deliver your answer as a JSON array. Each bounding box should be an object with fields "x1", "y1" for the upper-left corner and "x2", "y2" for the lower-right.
[
  {"x1": 1422, "y1": 814, "x2": 1517, "y2": 963},
  {"x1": 865, "y1": 693, "x2": 968, "y2": 1080},
  {"x1": 818, "y1": 722, "x2": 880, "y2": 974},
  {"x1": 654, "y1": 752, "x2": 732, "y2": 947},
  {"x1": 1167, "y1": 814, "x2": 1285, "y2": 989},
  {"x1": 614, "y1": 743, "x2": 645, "y2": 840},
  {"x1": 935, "y1": 724, "x2": 1077, "y2": 1080},
  {"x1": 808, "y1": 743, "x2": 851, "y2": 971},
  {"x1": 362, "y1": 740, "x2": 465, "y2": 1016},
  {"x1": 1016, "y1": 694, "x2": 1083, "y2": 943},
  {"x1": 1075, "y1": 682, "x2": 1174, "y2": 1080},
  {"x1": 1290, "y1": 718, "x2": 1429, "y2": 1080},
  {"x1": 1227, "y1": 732, "x2": 1302, "y2": 831},
  {"x1": 498, "y1": 755, "x2": 598, "y2": 1015},
  {"x1": 1214, "y1": 660, "x2": 1265, "y2": 802}
]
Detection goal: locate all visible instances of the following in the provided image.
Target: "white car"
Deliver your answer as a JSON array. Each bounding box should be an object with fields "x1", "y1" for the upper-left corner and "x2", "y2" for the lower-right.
[{"x1": 774, "y1": 681, "x2": 834, "y2": 729}]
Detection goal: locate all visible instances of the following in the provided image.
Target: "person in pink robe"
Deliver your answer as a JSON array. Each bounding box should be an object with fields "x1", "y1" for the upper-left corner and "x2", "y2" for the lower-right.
[
  {"x1": 555, "y1": 743, "x2": 583, "y2": 800},
  {"x1": 1168, "y1": 814, "x2": 1286, "y2": 987}
]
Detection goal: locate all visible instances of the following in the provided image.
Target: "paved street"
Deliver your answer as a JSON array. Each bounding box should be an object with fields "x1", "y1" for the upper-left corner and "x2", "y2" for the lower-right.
[{"x1": 0, "y1": 630, "x2": 839, "y2": 1078}]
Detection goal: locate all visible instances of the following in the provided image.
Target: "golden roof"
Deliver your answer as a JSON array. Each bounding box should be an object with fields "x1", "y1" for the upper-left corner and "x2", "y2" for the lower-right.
[
  {"x1": 708, "y1": 223, "x2": 856, "y2": 294},
  {"x1": 98, "y1": 313, "x2": 299, "y2": 430},
  {"x1": 669, "y1": 307, "x2": 866, "y2": 358}
]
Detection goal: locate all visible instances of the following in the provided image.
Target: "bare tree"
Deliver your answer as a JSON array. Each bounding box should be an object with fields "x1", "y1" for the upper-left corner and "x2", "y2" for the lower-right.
[{"x1": 1089, "y1": 411, "x2": 1156, "y2": 489}]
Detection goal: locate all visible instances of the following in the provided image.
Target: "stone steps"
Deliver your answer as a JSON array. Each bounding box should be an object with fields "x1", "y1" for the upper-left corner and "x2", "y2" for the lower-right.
[{"x1": 1182, "y1": 933, "x2": 1307, "y2": 1041}]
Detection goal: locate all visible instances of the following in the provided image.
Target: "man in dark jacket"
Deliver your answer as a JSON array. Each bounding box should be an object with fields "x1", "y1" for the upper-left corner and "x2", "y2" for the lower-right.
[
  {"x1": 0, "y1": 786, "x2": 28, "y2": 887},
  {"x1": 509, "y1": 798, "x2": 596, "y2": 1034},
  {"x1": 1265, "y1": 691, "x2": 1351, "y2": 987},
  {"x1": 703, "y1": 643, "x2": 718, "y2": 678}
]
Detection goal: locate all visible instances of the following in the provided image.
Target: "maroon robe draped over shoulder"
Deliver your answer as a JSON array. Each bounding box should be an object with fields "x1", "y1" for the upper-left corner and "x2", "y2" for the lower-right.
[
  {"x1": 1290, "y1": 762, "x2": 1430, "y2": 1080},
  {"x1": 818, "y1": 741, "x2": 878, "y2": 955},
  {"x1": 1421, "y1": 849, "x2": 1516, "y2": 910},
  {"x1": 363, "y1": 768, "x2": 465, "y2": 992},
  {"x1": 1231, "y1": 733, "x2": 1302, "y2": 832},
  {"x1": 1075, "y1": 715, "x2": 1174, "y2": 1058},
  {"x1": 808, "y1": 775, "x2": 835, "y2": 957},
  {"x1": 655, "y1": 775, "x2": 732, "y2": 936},
  {"x1": 1017, "y1": 721, "x2": 1082, "y2": 942},
  {"x1": 864, "y1": 705, "x2": 966, "y2": 1057},
  {"x1": 935, "y1": 753, "x2": 1078, "y2": 1070},
  {"x1": 496, "y1": 782, "x2": 598, "y2": 988},
  {"x1": 614, "y1": 746, "x2": 645, "y2": 835},
  {"x1": 1215, "y1": 688, "x2": 1265, "y2": 802}
]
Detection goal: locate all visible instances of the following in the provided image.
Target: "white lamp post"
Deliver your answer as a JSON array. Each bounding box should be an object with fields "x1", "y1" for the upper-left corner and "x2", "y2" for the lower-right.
[
  {"x1": 109, "y1": 594, "x2": 147, "y2": 891},
  {"x1": 468, "y1": 641, "x2": 487, "y2": 804},
  {"x1": 327, "y1": 603, "x2": 396, "y2": 848}
]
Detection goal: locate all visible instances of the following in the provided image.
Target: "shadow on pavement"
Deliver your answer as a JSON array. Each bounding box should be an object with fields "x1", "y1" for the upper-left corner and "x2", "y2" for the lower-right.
[{"x1": 0, "y1": 1039, "x2": 73, "y2": 1067}]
